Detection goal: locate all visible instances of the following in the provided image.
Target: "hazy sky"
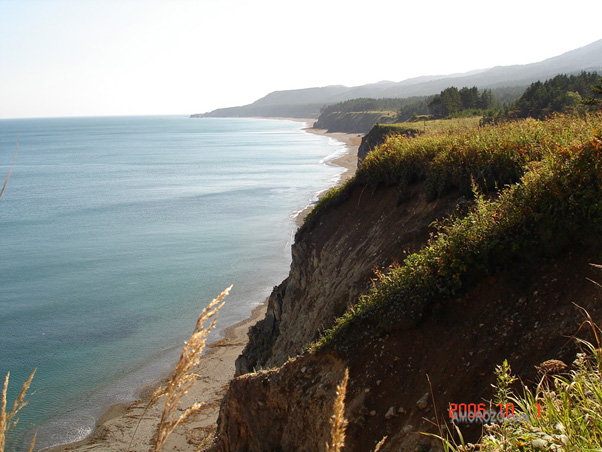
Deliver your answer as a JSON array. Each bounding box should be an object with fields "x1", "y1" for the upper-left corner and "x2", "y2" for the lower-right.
[{"x1": 1, "y1": 0, "x2": 601, "y2": 119}]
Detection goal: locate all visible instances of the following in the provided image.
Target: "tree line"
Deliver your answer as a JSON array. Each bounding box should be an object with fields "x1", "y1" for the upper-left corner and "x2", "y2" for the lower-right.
[
  {"x1": 428, "y1": 86, "x2": 495, "y2": 118},
  {"x1": 483, "y1": 71, "x2": 602, "y2": 123}
]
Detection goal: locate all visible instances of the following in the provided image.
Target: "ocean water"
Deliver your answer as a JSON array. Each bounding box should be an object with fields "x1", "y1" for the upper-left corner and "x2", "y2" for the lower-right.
[{"x1": 0, "y1": 116, "x2": 347, "y2": 451}]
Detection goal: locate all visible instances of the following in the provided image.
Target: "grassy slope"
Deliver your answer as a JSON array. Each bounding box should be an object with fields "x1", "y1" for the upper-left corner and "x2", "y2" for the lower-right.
[
  {"x1": 304, "y1": 113, "x2": 602, "y2": 450},
  {"x1": 305, "y1": 114, "x2": 602, "y2": 352}
]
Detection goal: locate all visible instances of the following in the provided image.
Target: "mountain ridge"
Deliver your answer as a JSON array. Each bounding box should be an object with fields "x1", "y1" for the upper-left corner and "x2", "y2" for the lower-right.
[{"x1": 193, "y1": 39, "x2": 602, "y2": 119}]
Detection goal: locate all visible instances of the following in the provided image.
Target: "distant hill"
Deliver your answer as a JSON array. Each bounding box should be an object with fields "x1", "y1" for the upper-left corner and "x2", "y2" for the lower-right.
[{"x1": 193, "y1": 39, "x2": 602, "y2": 119}]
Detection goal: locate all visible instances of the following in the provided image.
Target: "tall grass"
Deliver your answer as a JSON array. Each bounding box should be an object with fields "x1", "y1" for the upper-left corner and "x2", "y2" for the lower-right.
[
  {"x1": 1, "y1": 142, "x2": 35, "y2": 452},
  {"x1": 0, "y1": 370, "x2": 36, "y2": 452},
  {"x1": 430, "y1": 307, "x2": 602, "y2": 452},
  {"x1": 356, "y1": 114, "x2": 602, "y2": 200},
  {"x1": 326, "y1": 368, "x2": 349, "y2": 452},
  {"x1": 1, "y1": 287, "x2": 229, "y2": 452},
  {"x1": 148, "y1": 286, "x2": 230, "y2": 452},
  {"x1": 313, "y1": 113, "x2": 602, "y2": 350}
]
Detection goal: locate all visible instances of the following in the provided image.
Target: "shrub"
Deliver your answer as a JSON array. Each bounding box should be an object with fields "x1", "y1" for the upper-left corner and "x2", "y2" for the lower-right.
[{"x1": 314, "y1": 114, "x2": 602, "y2": 350}]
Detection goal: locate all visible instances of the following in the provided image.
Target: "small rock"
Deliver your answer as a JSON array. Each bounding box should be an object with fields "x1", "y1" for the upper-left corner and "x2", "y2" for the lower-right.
[
  {"x1": 385, "y1": 407, "x2": 397, "y2": 419},
  {"x1": 370, "y1": 410, "x2": 376, "y2": 416},
  {"x1": 402, "y1": 425, "x2": 413, "y2": 434},
  {"x1": 376, "y1": 380, "x2": 382, "y2": 386},
  {"x1": 301, "y1": 366, "x2": 307, "y2": 373},
  {"x1": 398, "y1": 407, "x2": 406, "y2": 414},
  {"x1": 532, "y1": 438, "x2": 548, "y2": 450},
  {"x1": 417, "y1": 392, "x2": 429, "y2": 410},
  {"x1": 365, "y1": 388, "x2": 371, "y2": 393}
]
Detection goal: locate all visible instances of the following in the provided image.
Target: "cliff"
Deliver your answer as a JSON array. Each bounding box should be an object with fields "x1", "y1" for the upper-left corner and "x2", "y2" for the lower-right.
[
  {"x1": 236, "y1": 183, "x2": 460, "y2": 375},
  {"x1": 216, "y1": 114, "x2": 602, "y2": 451},
  {"x1": 357, "y1": 124, "x2": 421, "y2": 166},
  {"x1": 313, "y1": 111, "x2": 399, "y2": 134}
]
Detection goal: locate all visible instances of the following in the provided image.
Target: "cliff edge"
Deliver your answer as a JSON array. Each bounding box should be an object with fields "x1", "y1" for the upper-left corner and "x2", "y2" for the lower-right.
[{"x1": 217, "y1": 114, "x2": 602, "y2": 451}]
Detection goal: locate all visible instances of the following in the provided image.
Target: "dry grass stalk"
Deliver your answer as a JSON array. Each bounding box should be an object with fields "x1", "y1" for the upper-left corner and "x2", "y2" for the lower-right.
[
  {"x1": 372, "y1": 435, "x2": 388, "y2": 452},
  {"x1": 326, "y1": 368, "x2": 349, "y2": 452},
  {"x1": 0, "y1": 141, "x2": 19, "y2": 201},
  {"x1": 0, "y1": 369, "x2": 36, "y2": 452},
  {"x1": 27, "y1": 432, "x2": 37, "y2": 452},
  {"x1": 152, "y1": 286, "x2": 231, "y2": 452},
  {"x1": 196, "y1": 432, "x2": 214, "y2": 451}
]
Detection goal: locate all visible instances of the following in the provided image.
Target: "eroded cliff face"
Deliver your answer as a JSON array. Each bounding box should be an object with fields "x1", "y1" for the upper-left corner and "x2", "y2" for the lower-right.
[
  {"x1": 236, "y1": 183, "x2": 462, "y2": 375},
  {"x1": 218, "y1": 239, "x2": 602, "y2": 452},
  {"x1": 217, "y1": 353, "x2": 347, "y2": 452}
]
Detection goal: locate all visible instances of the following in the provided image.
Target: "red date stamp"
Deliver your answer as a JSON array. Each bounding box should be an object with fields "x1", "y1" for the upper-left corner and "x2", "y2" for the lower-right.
[{"x1": 448, "y1": 402, "x2": 541, "y2": 424}]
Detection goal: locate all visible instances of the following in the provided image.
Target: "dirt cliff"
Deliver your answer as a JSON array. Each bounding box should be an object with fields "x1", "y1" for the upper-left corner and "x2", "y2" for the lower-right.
[
  {"x1": 219, "y1": 225, "x2": 602, "y2": 451},
  {"x1": 218, "y1": 174, "x2": 602, "y2": 451},
  {"x1": 218, "y1": 114, "x2": 602, "y2": 451},
  {"x1": 236, "y1": 183, "x2": 462, "y2": 375}
]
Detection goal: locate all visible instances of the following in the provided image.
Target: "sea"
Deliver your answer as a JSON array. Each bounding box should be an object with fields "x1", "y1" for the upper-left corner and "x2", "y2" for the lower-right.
[{"x1": 0, "y1": 115, "x2": 348, "y2": 451}]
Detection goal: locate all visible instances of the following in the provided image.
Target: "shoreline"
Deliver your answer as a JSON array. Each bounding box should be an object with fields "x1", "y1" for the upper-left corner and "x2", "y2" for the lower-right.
[
  {"x1": 49, "y1": 118, "x2": 361, "y2": 452},
  {"x1": 51, "y1": 302, "x2": 269, "y2": 452},
  {"x1": 272, "y1": 117, "x2": 361, "y2": 226}
]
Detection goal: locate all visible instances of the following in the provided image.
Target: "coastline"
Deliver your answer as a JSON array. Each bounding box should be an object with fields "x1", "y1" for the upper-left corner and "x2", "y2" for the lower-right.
[
  {"x1": 279, "y1": 118, "x2": 361, "y2": 226},
  {"x1": 49, "y1": 118, "x2": 360, "y2": 452},
  {"x1": 51, "y1": 302, "x2": 268, "y2": 452}
]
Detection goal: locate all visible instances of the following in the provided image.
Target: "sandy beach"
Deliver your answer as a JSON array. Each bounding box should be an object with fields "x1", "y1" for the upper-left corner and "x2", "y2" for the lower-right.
[
  {"x1": 294, "y1": 120, "x2": 362, "y2": 226},
  {"x1": 50, "y1": 120, "x2": 361, "y2": 452}
]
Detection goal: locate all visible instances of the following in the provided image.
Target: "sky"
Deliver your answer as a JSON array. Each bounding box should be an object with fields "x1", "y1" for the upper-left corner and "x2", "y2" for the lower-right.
[{"x1": 0, "y1": 0, "x2": 601, "y2": 119}]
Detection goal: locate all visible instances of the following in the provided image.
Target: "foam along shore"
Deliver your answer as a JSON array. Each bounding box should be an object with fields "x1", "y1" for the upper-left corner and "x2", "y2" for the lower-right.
[
  {"x1": 50, "y1": 301, "x2": 267, "y2": 452},
  {"x1": 49, "y1": 121, "x2": 360, "y2": 452},
  {"x1": 294, "y1": 120, "x2": 362, "y2": 226}
]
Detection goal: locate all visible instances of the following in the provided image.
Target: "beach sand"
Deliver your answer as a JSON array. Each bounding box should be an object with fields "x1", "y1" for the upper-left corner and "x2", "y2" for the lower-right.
[
  {"x1": 295, "y1": 120, "x2": 362, "y2": 226},
  {"x1": 52, "y1": 302, "x2": 268, "y2": 452},
  {"x1": 50, "y1": 120, "x2": 360, "y2": 452}
]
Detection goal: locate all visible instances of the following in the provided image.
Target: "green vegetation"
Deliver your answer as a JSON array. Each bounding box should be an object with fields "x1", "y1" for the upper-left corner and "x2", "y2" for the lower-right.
[
  {"x1": 484, "y1": 72, "x2": 601, "y2": 123},
  {"x1": 431, "y1": 311, "x2": 602, "y2": 452},
  {"x1": 582, "y1": 73, "x2": 602, "y2": 108},
  {"x1": 428, "y1": 86, "x2": 494, "y2": 118},
  {"x1": 396, "y1": 116, "x2": 481, "y2": 135},
  {"x1": 313, "y1": 86, "x2": 517, "y2": 133},
  {"x1": 513, "y1": 72, "x2": 599, "y2": 119},
  {"x1": 318, "y1": 97, "x2": 430, "y2": 117},
  {"x1": 314, "y1": 97, "x2": 431, "y2": 133},
  {"x1": 355, "y1": 117, "x2": 482, "y2": 170},
  {"x1": 314, "y1": 110, "x2": 400, "y2": 134},
  {"x1": 357, "y1": 115, "x2": 597, "y2": 200},
  {"x1": 308, "y1": 114, "x2": 602, "y2": 350}
]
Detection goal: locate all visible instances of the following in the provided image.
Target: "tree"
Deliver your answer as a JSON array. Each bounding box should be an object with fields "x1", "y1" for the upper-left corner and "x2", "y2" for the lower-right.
[
  {"x1": 512, "y1": 72, "x2": 600, "y2": 119},
  {"x1": 582, "y1": 72, "x2": 602, "y2": 108},
  {"x1": 429, "y1": 87, "x2": 462, "y2": 117},
  {"x1": 460, "y1": 86, "x2": 480, "y2": 110},
  {"x1": 479, "y1": 89, "x2": 494, "y2": 109}
]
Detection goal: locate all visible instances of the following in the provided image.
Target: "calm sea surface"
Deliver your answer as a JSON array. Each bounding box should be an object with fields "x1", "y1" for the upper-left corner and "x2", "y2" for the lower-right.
[{"x1": 0, "y1": 116, "x2": 346, "y2": 450}]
